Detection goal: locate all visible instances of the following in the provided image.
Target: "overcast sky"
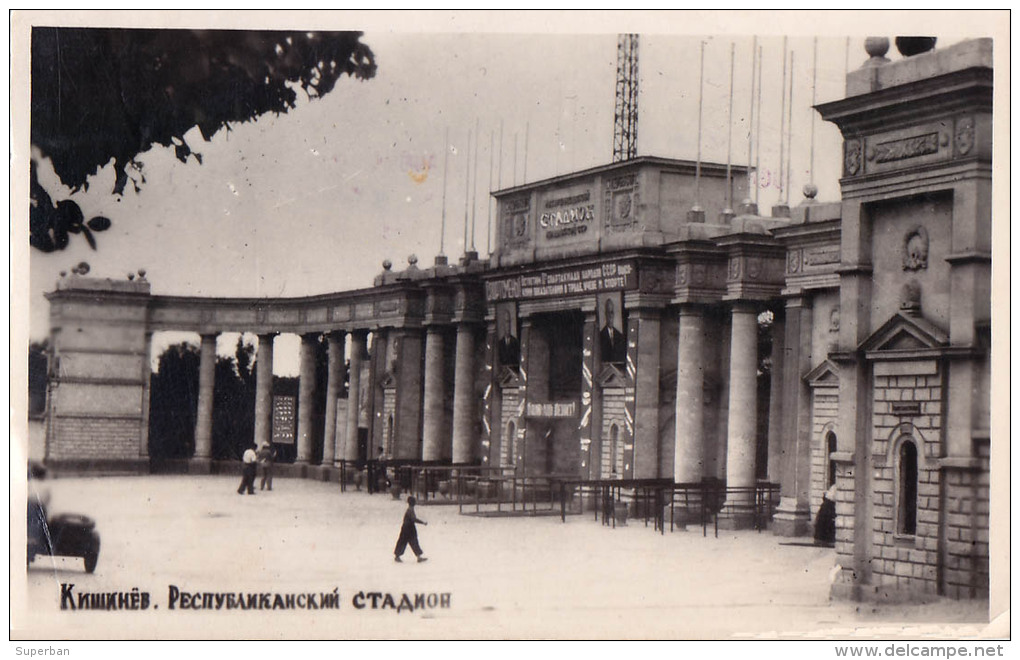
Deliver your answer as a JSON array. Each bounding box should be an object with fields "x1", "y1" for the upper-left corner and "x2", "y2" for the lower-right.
[{"x1": 21, "y1": 13, "x2": 987, "y2": 375}]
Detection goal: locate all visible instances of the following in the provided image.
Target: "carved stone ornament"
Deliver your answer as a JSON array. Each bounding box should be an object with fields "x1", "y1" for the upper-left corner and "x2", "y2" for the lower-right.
[
  {"x1": 787, "y1": 249, "x2": 802, "y2": 274},
  {"x1": 844, "y1": 140, "x2": 862, "y2": 176},
  {"x1": 955, "y1": 116, "x2": 975, "y2": 156},
  {"x1": 616, "y1": 192, "x2": 632, "y2": 220},
  {"x1": 746, "y1": 257, "x2": 763, "y2": 279},
  {"x1": 728, "y1": 258, "x2": 741, "y2": 281},
  {"x1": 829, "y1": 306, "x2": 840, "y2": 333},
  {"x1": 676, "y1": 264, "x2": 688, "y2": 286},
  {"x1": 902, "y1": 225, "x2": 929, "y2": 271}
]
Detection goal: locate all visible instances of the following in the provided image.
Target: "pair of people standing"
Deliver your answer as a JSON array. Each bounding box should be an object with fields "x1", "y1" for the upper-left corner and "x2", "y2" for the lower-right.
[{"x1": 237, "y1": 442, "x2": 276, "y2": 494}]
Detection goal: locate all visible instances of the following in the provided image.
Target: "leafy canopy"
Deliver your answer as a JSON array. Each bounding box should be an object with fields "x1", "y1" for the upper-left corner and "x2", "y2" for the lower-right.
[{"x1": 30, "y1": 27, "x2": 376, "y2": 252}]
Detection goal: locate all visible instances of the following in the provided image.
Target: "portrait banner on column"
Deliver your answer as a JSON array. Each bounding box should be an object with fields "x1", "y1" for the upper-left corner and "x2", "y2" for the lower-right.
[
  {"x1": 495, "y1": 301, "x2": 520, "y2": 369},
  {"x1": 597, "y1": 291, "x2": 626, "y2": 365}
]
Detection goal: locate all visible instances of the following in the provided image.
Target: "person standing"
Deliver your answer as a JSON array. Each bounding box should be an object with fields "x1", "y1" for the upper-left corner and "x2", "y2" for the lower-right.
[
  {"x1": 238, "y1": 443, "x2": 258, "y2": 495},
  {"x1": 393, "y1": 496, "x2": 428, "y2": 563},
  {"x1": 258, "y1": 442, "x2": 277, "y2": 491}
]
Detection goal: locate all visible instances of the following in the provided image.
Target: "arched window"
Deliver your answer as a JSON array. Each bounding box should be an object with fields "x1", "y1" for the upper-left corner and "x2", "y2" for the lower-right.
[
  {"x1": 826, "y1": 431, "x2": 838, "y2": 488},
  {"x1": 897, "y1": 439, "x2": 918, "y2": 536}
]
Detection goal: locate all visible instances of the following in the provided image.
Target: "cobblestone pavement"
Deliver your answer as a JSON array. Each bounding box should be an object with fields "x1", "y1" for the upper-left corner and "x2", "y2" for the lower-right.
[{"x1": 15, "y1": 475, "x2": 991, "y2": 639}]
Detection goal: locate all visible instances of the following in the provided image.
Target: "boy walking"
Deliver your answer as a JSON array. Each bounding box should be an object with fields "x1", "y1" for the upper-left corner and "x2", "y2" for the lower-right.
[{"x1": 393, "y1": 496, "x2": 428, "y2": 563}]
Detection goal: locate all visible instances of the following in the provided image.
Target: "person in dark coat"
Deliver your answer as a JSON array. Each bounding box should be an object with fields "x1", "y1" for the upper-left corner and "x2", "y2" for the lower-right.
[
  {"x1": 813, "y1": 485, "x2": 837, "y2": 545},
  {"x1": 237, "y1": 443, "x2": 258, "y2": 495},
  {"x1": 393, "y1": 496, "x2": 428, "y2": 563}
]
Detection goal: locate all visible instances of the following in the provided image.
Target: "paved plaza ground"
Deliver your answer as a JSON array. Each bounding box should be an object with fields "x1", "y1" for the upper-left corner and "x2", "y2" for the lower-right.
[{"x1": 15, "y1": 474, "x2": 994, "y2": 640}]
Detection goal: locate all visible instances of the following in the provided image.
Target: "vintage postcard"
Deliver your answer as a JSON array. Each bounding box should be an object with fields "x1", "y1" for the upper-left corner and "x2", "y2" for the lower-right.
[{"x1": 10, "y1": 9, "x2": 1010, "y2": 646}]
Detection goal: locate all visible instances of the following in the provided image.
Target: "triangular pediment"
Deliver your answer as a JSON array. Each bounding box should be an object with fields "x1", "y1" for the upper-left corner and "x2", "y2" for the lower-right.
[
  {"x1": 597, "y1": 364, "x2": 630, "y2": 389},
  {"x1": 804, "y1": 359, "x2": 839, "y2": 387},
  {"x1": 498, "y1": 366, "x2": 522, "y2": 388},
  {"x1": 859, "y1": 312, "x2": 949, "y2": 355}
]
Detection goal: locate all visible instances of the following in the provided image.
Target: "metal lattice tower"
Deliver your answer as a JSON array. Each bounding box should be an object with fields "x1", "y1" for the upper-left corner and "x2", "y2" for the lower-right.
[{"x1": 613, "y1": 34, "x2": 639, "y2": 162}]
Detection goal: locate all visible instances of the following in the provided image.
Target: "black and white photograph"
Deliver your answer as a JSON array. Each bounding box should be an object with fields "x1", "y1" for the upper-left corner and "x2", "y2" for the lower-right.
[{"x1": 10, "y1": 9, "x2": 1009, "y2": 649}]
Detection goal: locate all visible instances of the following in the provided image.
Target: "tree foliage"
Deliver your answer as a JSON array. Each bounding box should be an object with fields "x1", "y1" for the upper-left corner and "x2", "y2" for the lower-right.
[
  {"x1": 211, "y1": 338, "x2": 257, "y2": 461},
  {"x1": 148, "y1": 342, "x2": 200, "y2": 459},
  {"x1": 30, "y1": 27, "x2": 376, "y2": 252}
]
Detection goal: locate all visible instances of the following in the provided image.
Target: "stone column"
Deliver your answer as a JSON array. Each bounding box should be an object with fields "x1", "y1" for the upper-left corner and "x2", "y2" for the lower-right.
[
  {"x1": 452, "y1": 323, "x2": 478, "y2": 464},
  {"x1": 193, "y1": 333, "x2": 217, "y2": 460},
  {"x1": 674, "y1": 305, "x2": 705, "y2": 483},
  {"x1": 521, "y1": 317, "x2": 549, "y2": 476},
  {"x1": 254, "y1": 333, "x2": 276, "y2": 451},
  {"x1": 773, "y1": 296, "x2": 813, "y2": 536},
  {"x1": 765, "y1": 307, "x2": 785, "y2": 483},
  {"x1": 343, "y1": 331, "x2": 366, "y2": 462},
  {"x1": 369, "y1": 331, "x2": 389, "y2": 455},
  {"x1": 721, "y1": 302, "x2": 759, "y2": 527},
  {"x1": 632, "y1": 307, "x2": 662, "y2": 479},
  {"x1": 392, "y1": 329, "x2": 424, "y2": 460},
  {"x1": 422, "y1": 326, "x2": 447, "y2": 462},
  {"x1": 322, "y1": 331, "x2": 346, "y2": 467},
  {"x1": 295, "y1": 333, "x2": 319, "y2": 464}
]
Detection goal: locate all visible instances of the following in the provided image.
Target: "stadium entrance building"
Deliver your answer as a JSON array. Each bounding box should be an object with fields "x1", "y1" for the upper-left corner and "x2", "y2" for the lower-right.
[{"x1": 41, "y1": 38, "x2": 992, "y2": 601}]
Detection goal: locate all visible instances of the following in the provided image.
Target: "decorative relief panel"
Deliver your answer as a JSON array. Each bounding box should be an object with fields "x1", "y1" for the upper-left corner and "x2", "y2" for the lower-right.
[
  {"x1": 746, "y1": 257, "x2": 763, "y2": 280},
  {"x1": 787, "y1": 249, "x2": 803, "y2": 274},
  {"x1": 868, "y1": 133, "x2": 939, "y2": 164},
  {"x1": 844, "y1": 139, "x2": 862, "y2": 176},
  {"x1": 604, "y1": 173, "x2": 638, "y2": 233},
  {"x1": 804, "y1": 246, "x2": 840, "y2": 267},
  {"x1": 727, "y1": 258, "x2": 741, "y2": 281},
  {"x1": 502, "y1": 196, "x2": 531, "y2": 249},
  {"x1": 676, "y1": 263, "x2": 712, "y2": 288}
]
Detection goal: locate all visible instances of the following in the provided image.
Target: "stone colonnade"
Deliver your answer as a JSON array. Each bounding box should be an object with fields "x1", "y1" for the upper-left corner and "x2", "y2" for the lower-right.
[{"x1": 185, "y1": 317, "x2": 485, "y2": 469}]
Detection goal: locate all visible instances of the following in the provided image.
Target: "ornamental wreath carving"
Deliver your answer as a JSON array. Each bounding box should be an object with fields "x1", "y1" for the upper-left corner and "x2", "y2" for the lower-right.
[{"x1": 902, "y1": 225, "x2": 929, "y2": 271}]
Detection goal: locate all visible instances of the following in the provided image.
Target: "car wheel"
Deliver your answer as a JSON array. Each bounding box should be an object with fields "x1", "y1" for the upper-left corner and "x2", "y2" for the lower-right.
[{"x1": 83, "y1": 541, "x2": 100, "y2": 574}]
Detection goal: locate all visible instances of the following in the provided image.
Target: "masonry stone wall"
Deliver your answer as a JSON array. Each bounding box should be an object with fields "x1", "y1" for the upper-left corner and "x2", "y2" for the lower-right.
[
  {"x1": 51, "y1": 416, "x2": 142, "y2": 462},
  {"x1": 942, "y1": 438, "x2": 990, "y2": 599},
  {"x1": 831, "y1": 458, "x2": 857, "y2": 598},
  {"x1": 869, "y1": 361, "x2": 944, "y2": 597},
  {"x1": 499, "y1": 387, "x2": 521, "y2": 467}
]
